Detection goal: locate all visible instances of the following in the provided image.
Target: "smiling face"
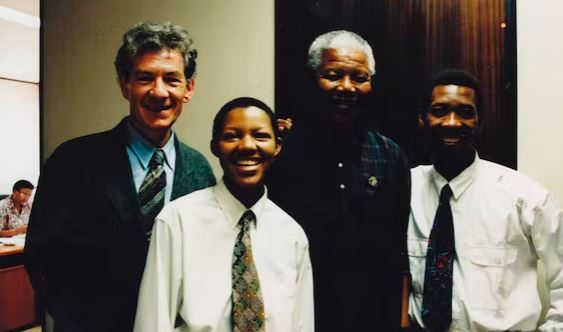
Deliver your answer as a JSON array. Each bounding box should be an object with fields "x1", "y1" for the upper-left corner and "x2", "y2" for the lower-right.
[
  {"x1": 421, "y1": 84, "x2": 479, "y2": 153},
  {"x1": 119, "y1": 48, "x2": 194, "y2": 146},
  {"x1": 316, "y1": 46, "x2": 372, "y2": 127},
  {"x1": 213, "y1": 106, "x2": 281, "y2": 192}
]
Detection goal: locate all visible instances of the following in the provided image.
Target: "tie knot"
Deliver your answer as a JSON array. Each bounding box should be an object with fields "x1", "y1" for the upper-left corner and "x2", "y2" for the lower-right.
[
  {"x1": 239, "y1": 210, "x2": 256, "y2": 230},
  {"x1": 440, "y1": 184, "x2": 453, "y2": 204},
  {"x1": 149, "y1": 149, "x2": 165, "y2": 168}
]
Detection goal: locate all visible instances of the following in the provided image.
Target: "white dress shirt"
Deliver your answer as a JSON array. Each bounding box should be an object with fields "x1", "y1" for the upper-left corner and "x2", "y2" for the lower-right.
[
  {"x1": 408, "y1": 154, "x2": 563, "y2": 332},
  {"x1": 134, "y1": 179, "x2": 314, "y2": 332}
]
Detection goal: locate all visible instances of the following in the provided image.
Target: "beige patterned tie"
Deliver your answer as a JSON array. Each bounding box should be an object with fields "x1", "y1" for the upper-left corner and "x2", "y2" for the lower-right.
[{"x1": 232, "y1": 210, "x2": 265, "y2": 332}]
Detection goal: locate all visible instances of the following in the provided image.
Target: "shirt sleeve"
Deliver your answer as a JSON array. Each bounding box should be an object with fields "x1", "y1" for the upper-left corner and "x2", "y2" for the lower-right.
[
  {"x1": 24, "y1": 143, "x2": 69, "y2": 289},
  {"x1": 134, "y1": 213, "x2": 184, "y2": 332},
  {"x1": 292, "y1": 238, "x2": 314, "y2": 332},
  {"x1": 0, "y1": 200, "x2": 9, "y2": 230},
  {"x1": 531, "y1": 193, "x2": 563, "y2": 332}
]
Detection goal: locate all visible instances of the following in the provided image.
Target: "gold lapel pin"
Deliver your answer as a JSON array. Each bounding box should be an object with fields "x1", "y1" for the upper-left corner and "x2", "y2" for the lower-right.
[{"x1": 368, "y1": 175, "x2": 378, "y2": 187}]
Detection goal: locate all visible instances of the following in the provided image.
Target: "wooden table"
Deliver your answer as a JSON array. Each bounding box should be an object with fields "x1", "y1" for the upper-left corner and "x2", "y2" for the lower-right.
[
  {"x1": 0, "y1": 244, "x2": 36, "y2": 332},
  {"x1": 0, "y1": 244, "x2": 23, "y2": 256}
]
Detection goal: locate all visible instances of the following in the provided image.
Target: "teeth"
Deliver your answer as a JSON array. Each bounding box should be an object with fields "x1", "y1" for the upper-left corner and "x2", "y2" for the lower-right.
[
  {"x1": 145, "y1": 105, "x2": 171, "y2": 111},
  {"x1": 443, "y1": 138, "x2": 460, "y2": 143},
  {"x1": 236, "y1": 160, "x2": 259, "y2": 166}
]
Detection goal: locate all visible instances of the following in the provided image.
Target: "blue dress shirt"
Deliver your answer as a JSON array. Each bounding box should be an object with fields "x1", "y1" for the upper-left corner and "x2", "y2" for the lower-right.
[{"x1": 125, "y1": 121, "x2": 176, "y2": 203}]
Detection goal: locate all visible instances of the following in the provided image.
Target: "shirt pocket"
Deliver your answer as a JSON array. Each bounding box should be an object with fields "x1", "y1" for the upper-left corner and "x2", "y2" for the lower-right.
[
  {"x1": 463, "y1": 245, "x2": 517, "y2": 311},
  {"x1": 407, "y1": 238, "x2": 428, "y2": 295}
]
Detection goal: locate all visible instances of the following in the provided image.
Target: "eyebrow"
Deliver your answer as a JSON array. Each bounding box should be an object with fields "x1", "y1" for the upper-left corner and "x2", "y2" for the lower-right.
[
  {"x1": 430, "y1": 102, "x2": 476, "y2": 108},
  {"x1": 132, "y1": 70, "x2": 183, "y2": 76},
  {"x1": 221, "y1": 125, "x2": 274, "y2": 133}
]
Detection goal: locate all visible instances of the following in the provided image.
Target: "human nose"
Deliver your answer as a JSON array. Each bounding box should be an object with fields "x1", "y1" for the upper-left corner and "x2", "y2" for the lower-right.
[
  {"x1": 239, "y1": 134, "x2": 257, "y2": 151},
  {"x1": 336, "y1": 75, "x2": 355, "y2": 93},
  {"x1": 149, "y1": 78, "x2": 168, "y2": 98},
  {"x1": 443, "y1": 111, "x2": 462, "y2": 127}
]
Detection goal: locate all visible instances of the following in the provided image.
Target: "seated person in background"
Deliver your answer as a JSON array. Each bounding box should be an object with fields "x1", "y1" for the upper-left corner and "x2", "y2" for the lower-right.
[
  {"x1": 0, "y1": 179, "x2": 34, "y2": 236},
  {"x1": 408, "y1": 68, "x2": 563, "y2": 332},
  {"x1": 134, "y1": 97, "x2": 314, "y2": 332}
]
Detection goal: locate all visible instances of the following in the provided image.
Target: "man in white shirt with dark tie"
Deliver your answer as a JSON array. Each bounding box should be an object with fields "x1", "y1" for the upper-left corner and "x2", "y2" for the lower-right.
[
  {"x1": 134, "y1": 97, "x2": 314, "y2": 332},
  {"x1": 407, "y1": 69, "x2": 563, "y2": 332}
]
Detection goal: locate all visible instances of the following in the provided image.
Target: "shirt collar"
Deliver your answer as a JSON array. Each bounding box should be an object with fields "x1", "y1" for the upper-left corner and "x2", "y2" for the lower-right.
[
  {"x1": 6, "y1": 196, "x2": 15, "y2": 209},
  {"x1": 6, "y1": 196, "x2": 30, "y2": 211},
  {"x1": 430, "y1": 152, "x2": 480, "y2": 201},
  {"x1": 213, "y1": 178, "x2": 268, "y2": 230},
  {"x1": 125, "y1": 120, "x2": 175, "y2": 171}
]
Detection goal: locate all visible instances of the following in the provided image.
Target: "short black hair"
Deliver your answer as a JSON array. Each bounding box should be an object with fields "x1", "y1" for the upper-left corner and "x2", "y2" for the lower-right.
[
  {"x1": 211, "y1": 97, "x2": 278, "y2": 145},
  {"x1": 114, "y1": 21, "x2": 197, "y2": 81},
  {"x1": 423, "y1": 68, "x2": 481, "y2": 116},
  {"x1": 13, "y1": 179, "x2": 34, "y2": 192}
]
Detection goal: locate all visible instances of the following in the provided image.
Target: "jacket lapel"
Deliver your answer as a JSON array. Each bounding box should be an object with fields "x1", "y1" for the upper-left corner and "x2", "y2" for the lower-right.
[
  {"x1": 171, "y1": 137, "x2": 195, "y2": 200},
  {"x1": 103, "y1": 119, "x2": 141, "y2": 227}
]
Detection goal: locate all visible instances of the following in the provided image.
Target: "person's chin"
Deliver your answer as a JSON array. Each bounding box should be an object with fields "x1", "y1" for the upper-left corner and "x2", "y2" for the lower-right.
[
  {"x1": 226, "y1": 166, "x2": 262, "y2": 185},
  {"x1": 435, "y1": 142, "x2": 474, "y2": 155},
  {"x1": 232, "y1": 177, "x2": 263, "y2": 192},
  {"x1": 143, "y1": 116, "x2": 177, "y2": 131},
  {"x1": 331, "y1": 116, "x2": 356, "y2": 128}
]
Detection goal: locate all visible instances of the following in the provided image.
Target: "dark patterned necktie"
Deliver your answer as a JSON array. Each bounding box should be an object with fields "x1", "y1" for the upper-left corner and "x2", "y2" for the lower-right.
[
  {"x1": 138, "y1": 149, "x2": 166, "y2": 239},
  {"x1": 232, "y1": 210, "x2": 265, "y2": 332},
  {"x1": 422, "y1": 184, "x2": 454, "y2": 332}
]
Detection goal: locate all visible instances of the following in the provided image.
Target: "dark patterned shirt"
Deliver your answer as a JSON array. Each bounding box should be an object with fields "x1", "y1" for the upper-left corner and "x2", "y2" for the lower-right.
[{"x1": 268, "y1": 123, "x2": 411, "y2": 331}]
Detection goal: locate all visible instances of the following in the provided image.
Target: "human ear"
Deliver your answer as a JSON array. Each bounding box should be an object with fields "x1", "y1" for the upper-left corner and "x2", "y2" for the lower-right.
[
  {"x1": 118, "y1": 75, "x2": 130, "y2": 100},
  {"x1": 183, "y1": 79, "x2": 195, "y2": 102},
  {"x1": 274, "y1": 137, "x2": 282, "y2": 157},
  {"x1": 210, "y1": 140, "x2": 219, "y2": 157},
  {"x1": 417, "y1": 114, "x2": 426, "y2": 128}
]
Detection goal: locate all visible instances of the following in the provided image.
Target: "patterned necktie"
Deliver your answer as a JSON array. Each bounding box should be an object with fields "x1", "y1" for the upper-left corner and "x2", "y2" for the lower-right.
[
  {"x1": 422, "y1": 184, "x2": 454, "y2": 332},
  {"x1": 138, "y1": 149, "x2": 166, "y2": 238},
  {"x1": 232, "y1": 210, "x2": 265, "y2": 332}
]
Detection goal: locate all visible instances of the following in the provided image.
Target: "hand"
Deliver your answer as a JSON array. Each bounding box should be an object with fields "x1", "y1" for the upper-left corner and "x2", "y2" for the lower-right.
[
  {"x1": 276, "y1": 118, "x2": 293, "y2": 132},
  {"x1": 0, "y1": 226, "x2": 27, "y2": 237},
  {"x1": 0, "y1": 228, "x2": 20, "y2": 237}
]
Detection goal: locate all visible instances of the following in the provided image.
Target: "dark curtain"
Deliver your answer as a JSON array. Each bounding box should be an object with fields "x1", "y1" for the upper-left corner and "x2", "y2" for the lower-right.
[{"x1": 275, "y1": 0, "x2": 516, "y2": 167}]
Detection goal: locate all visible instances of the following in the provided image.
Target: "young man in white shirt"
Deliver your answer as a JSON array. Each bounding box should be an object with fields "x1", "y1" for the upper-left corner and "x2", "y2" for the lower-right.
[
  {"x1": 134, "y1": 97, "x2": 314, "y2": 332},
  {"x1": 408, "y1": 69, "x2": 563, "y2": 332}
]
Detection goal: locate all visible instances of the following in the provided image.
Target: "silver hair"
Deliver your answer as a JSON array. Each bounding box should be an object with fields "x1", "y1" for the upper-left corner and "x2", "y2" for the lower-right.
[
  {"x1": 114, "y1": 21, "x2": 197, "y2": 80},
  {"x1": 307, "y1": 30, "x2": 376, "y2": 76}
]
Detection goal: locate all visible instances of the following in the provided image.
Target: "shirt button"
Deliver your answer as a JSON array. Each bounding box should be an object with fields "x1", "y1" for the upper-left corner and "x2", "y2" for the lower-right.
[
  {"x1": 337, "y1": 162, "x2": 343, "y2": 168},
  {"x1": 339, "y1": 184, "x2": 345, "y2": 189}
]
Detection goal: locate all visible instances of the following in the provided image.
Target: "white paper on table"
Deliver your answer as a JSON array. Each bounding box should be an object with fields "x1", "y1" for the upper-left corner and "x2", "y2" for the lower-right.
[{"x1": 0, "y1": 233, "x2": 26, "y2": 246}]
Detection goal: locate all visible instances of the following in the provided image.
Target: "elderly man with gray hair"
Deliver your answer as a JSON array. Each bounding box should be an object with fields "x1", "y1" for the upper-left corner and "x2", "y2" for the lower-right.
[
  {"x1": 268, "y1": 30, "x2": 411, "y2": 331},
  {"x1": 25, "y1": 21, "x2": 215, "y2": 332}
]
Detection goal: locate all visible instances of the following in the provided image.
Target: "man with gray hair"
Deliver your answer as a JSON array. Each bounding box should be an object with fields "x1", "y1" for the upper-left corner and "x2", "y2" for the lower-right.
[
  {"x1": 25, "y1": 21, "x2": 215, "y2": 332},
  {"x1": 269, "y1": 30, "x2": 411, "y2": 330}
]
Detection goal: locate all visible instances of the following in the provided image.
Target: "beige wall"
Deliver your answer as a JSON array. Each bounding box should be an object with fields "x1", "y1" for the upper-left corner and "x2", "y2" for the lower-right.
[
  {"x1": 43, "y1": 0, "x2": 274, "y2": 177},
  {"x1": 517, "y1": 0, "x2": 563, "y2": 203}
]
